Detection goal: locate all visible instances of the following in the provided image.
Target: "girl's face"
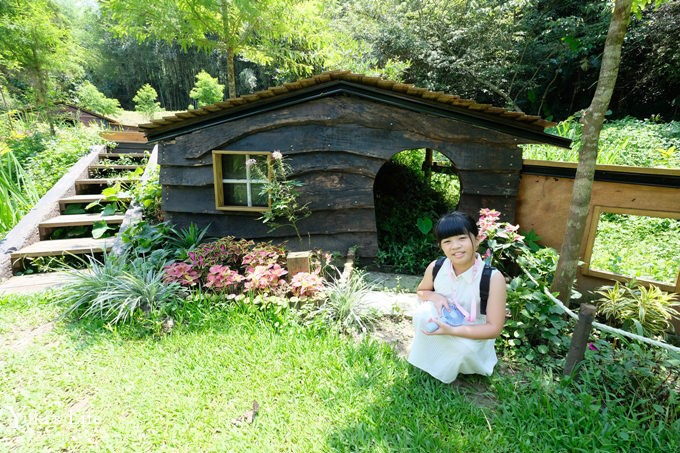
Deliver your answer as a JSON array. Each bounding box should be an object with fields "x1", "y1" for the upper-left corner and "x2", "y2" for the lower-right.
[{"x1": 440, "y1": 232, "x2": 478, "y2": 271}]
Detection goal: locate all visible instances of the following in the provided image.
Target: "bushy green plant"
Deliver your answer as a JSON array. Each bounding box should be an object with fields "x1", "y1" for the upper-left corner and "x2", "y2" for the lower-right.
[
  {"x1": 499, "y1": 247, "x2": 572, "y2": 367},
  {"x1": 132, "y1": 83, "x2": 163, "y2": 120},
  {"x1": 131, "y1": 164, "x2": 162, "y2": 221},
  {"x1": 73, "y1": 80, "x2": 122, "y2": 116},
  {"x1": 0, "y1": 148, "x2": 39, "y2": 235},
  {"x1": 313, "y1": 268, "x2": 381, "y2": 334},
  {"x1": 521, "y1": 117, "x2": 680, "y2": 168},
  {"x1": 249, "y1": 151, "x2": 310, "y2": 239},
  {"x1": 595, "y1": 279, "x2": 679, "y2": 338},
  {"x1": 61, "y1": 253, "x2": 187, "y2": 325},
  {"x1": 188, "y1": 70, "x2": 224, "y2": 108},
  {"x1": 575, "y1": 338, "x2": 679, "y2": 426}
]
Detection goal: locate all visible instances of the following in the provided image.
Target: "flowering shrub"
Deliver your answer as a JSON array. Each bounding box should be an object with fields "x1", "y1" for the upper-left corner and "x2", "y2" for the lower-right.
[
  {"x1": 163, "y1": 262, "x2": 201, "y2": 287},
  {"x1": 477, "y1": 208, "x2": 530, "y2": 275},
  {"x1": 248, "y1": 150, "x2": 310, "y2": 239},
  {"x1": 205, "y1": 265, "x2": 245, "y2": 292}
]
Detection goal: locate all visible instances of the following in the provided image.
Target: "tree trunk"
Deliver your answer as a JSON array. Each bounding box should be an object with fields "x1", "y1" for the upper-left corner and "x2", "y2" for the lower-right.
[
  {"x1": 550, "y1": 0, "x2": 633, "y2": 305},
  {"x1": 227, "y1": 46, "x2": 237, "y2": 99}
]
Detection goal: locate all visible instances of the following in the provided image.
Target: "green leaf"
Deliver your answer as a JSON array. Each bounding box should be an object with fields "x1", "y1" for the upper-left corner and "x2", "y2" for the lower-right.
[
  {"x1": 102, "y1": 204, "x2": 117, "y2": 216},
  {"x1": 64, "y1": 204, "x2": 86, "y2": 214},
  {"x1": 416, "y1": 216, "x2": 433, "y2": 235},
  {"x1": 92, "y1": 220, "x2": 111, "y2": 239}
]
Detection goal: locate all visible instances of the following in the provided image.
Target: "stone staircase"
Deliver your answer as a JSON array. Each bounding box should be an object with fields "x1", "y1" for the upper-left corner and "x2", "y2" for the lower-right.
[{"x1": 8, "y1": 139, "x2": 151, "y2": 276}]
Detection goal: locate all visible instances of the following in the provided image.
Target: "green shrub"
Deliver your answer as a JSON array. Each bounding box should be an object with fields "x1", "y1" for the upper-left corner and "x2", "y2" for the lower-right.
[
  {"x1": 374, "y1": 152, "x2": 458, "y2": 273},
  {"x1": 61, "y1": 253, "x2": 187, "y2": 325},
  {"x1": 188, "y1": 70, "x2": 224, "y2": 108},
  {"x1": 522, "y1": 117, "x2": 680, "y2": 168},
  {"x1": 74, "y1": 80, "x2": 122, "y2": 116},
  {"x1": 595, "y1": 279, "x2": 679, "y2": 338},
  {"x1": 132, "y1": 83, "x2": 163, "y2": 120},
  {"x1": 498, "y1": 247, "x2": 572, "y2": 367}
]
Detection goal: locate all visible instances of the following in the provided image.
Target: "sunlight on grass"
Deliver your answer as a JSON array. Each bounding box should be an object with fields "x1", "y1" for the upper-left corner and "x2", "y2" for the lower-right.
[{"x1": 1, "y1": 293, "x2": 677, "y2": 452}]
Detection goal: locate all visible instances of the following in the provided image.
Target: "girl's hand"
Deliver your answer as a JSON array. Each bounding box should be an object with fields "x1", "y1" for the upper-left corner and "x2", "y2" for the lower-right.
[
  {"x1": 430, "y1": 295, "x2": 450, "y2": 317},
  {"x1": 422, "y1": 318, "x2": 456, "y2": 336}
]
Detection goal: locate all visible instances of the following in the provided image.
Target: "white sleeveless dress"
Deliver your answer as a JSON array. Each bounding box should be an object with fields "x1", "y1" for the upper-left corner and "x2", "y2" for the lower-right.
[{"x1": 407, "y1": 255, "x2": 498, "y2": 383}]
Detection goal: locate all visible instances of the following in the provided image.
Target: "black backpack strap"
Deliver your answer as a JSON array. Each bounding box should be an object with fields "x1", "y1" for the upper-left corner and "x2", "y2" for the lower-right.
[
  {"x1": 480, "y1": 264, "x2": 495, "y2": 314},
  {"x1": 431, "y1": 256, "x2": 446, "y2": 280}
]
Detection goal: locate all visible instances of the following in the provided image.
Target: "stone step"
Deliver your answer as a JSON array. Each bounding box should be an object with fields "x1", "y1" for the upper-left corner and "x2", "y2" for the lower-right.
[{"x1": 89, "y1": 164, "x2": 144, "y2": 171}]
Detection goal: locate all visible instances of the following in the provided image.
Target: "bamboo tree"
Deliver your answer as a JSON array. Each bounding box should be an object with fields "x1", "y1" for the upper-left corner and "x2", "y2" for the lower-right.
[{"x1": 101, "y1": 0, "x2": 324, "y2": 99}]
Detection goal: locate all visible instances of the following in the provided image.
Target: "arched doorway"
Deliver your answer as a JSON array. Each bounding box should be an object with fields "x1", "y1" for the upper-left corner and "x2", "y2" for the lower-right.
[{"x1": 373, "y1": 148, "x2": 461, "y2": 275}]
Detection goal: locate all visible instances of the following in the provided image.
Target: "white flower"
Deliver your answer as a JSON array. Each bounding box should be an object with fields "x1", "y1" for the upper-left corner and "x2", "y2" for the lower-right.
[
  {"x1": 245, "y1": 158, "x2": 257, "y2": 168},
  {"x1": 272, "y1": 150, "x2": 283, "y2": 160}
]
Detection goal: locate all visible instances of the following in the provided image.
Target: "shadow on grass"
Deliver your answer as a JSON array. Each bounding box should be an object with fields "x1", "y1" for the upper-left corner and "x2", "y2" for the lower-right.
[{"x1": 324, "y1": 348, "x2": 505, "y2": 451}]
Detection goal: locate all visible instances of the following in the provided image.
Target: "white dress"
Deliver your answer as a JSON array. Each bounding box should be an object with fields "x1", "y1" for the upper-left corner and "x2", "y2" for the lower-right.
[{"x1": 407, "y1": 255, "x2": 498, "y2": 383}]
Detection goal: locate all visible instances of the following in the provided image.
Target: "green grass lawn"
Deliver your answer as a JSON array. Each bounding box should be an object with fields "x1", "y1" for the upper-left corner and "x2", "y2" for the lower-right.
[{"x1": 1, "y1": 292, "x2": 677, "y2": 452}]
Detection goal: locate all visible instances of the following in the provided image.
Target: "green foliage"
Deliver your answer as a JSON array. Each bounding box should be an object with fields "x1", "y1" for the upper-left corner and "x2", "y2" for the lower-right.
[
  {"x1": 73, "y1": 80, "x2": 122, "y2": 116},
  {"x1": 0, "y1": 0, "x2": 85, "y2": 121},
  {"x1": 23, "y1": 125, "x2": 102, "y2": 194},
  {"x1": 188, "y1": 70, "x2": 224, "y2": 108},
  {"x1": 595, "y1": 279, "x2": 679, "y2": 338},
  {"x1": 131, "y1": 164, "x2": 162, "y2": 221},
  {"x1": 498, "y1": 247, "x2": 572, "y2": 366},
  {"x1": 575, "y1": 338, "x2": 679, "y2": 427},
  {"x1": 590, "y1": 213, "x2": 680, "y2": 284},
  {"x1": 132, "y1": 83, "x2": 163, "y2": 120},
  {"x1": 250, "y1": 151, "x2": 310, "y2": 239},
  {"x1": 522, "y1": 117, "x2": 680, "y2": 168},
  {"x1": 374, "y1": 150, "x2": 458, "y2": 274},
  {"x1": 61, "y1": 253, "x2": 187, "y2": 325},
  {"x1": 0, "y1": 147, "x2": 40, "y2": 235}
]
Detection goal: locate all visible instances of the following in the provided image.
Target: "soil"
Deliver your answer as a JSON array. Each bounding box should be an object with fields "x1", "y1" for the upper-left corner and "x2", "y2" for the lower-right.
[{"x1": 370, "y1": 315, "x2": 414, "y2": 358}]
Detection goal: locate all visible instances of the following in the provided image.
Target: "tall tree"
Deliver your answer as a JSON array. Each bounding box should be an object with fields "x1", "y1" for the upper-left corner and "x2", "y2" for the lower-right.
[
  {"x1": 0, "y1": 0, "x2": 84, "y2": 131},
  {"x1": 101, "y1": 0, "x2": 325, "y2": 98},
  {"x1": 550, "y1": 0, "x2": 663, "y2": 304}
]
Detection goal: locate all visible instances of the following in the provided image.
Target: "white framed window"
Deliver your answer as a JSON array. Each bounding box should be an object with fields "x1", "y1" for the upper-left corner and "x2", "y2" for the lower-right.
[{"x1": 212, "y1": 150, "x2": 271, "y2": 211}]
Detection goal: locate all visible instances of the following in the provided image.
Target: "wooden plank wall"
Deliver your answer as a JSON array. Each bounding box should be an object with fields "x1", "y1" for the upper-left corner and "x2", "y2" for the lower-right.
[{"x1": 158, "y1": 95, "x2": 523, "y2": 257}]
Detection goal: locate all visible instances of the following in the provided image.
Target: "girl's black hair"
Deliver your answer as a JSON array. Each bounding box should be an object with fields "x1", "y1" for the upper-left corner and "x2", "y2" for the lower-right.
[{"x1": 434, "y1": 211, "x2": 479, "y2": 242}]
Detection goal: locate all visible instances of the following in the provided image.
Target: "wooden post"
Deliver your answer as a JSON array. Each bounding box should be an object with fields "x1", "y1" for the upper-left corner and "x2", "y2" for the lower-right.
[
  {"x1": 286, "y1": 251, "x2": 311, "y2": 278},
  {"x1": 564, "y1": 303, "x2": 596, "y2": 376}
]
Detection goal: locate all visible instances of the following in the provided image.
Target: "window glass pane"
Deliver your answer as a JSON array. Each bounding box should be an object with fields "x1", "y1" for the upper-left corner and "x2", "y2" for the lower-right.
[
  {"x1": 252, "y1": 183, "x2": 268, "y2": 207},
  {"x1": 223, "y1": 183, "x2": 248, "y2": 206},
  {"x1": 591, "y1": 212, "x2": 680, "y2": 285},
  {"x1": 222, "y1": 154, "x2": 246, "y2": 179}
]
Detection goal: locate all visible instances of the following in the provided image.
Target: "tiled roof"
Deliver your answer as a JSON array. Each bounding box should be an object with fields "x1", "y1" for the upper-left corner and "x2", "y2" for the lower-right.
[{"x1": 139, "y1": 70, "x2": 557, "y2": 136}]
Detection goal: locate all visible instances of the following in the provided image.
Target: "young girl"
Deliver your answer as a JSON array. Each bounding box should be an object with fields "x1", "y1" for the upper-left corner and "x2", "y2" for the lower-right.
[{"x1": 407, "y1": 211, "x2": 507, "y2": 383}]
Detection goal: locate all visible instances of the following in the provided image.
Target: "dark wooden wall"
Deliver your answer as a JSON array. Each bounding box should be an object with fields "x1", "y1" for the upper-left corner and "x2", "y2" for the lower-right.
[{"x1": 158, "y1": 94, "x2": 523, "y2": 257}]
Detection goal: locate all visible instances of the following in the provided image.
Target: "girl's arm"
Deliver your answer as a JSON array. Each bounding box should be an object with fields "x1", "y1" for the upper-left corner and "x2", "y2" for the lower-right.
[
  {"x1": 424, "y1": 270, "x2": 506, "y2": 339},
  {"x1": 416, "y1": 260, "x2": 450, "y2": 316}
]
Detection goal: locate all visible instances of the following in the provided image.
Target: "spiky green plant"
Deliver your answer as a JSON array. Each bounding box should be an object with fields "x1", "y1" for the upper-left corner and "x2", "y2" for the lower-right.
[
  {"x1": 61, "y1": 253, "x2": 186, "y2": 324},
  {"x1": 316, "y1": 267, "x2": 381, "y2": 334}
]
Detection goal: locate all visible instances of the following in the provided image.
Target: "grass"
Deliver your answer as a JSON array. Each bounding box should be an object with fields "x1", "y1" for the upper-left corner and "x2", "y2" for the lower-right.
[{"x1": 1, "y1": 292, "x2": 677, "y2": 452}]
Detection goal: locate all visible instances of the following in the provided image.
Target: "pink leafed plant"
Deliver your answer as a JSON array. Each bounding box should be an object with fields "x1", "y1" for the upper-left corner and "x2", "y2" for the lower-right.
[
  {"x1": 163, "y1": 262, "x2": 201, "y2": 287},
  {"x1": 244, "y1": 263, "x2": 288, "y2": 292},
  {"x1": 289, "y1": 271, "x2": 325, "y2": 298},
  {"x1": 204, "y1": 265, "x2": 245, "y2": 291}
]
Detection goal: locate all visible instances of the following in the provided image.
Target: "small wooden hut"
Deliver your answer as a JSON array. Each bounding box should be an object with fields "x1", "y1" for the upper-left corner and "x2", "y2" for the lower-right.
[{"x1": 139, "y1": 71, "x2": 570, "y2": 257}]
